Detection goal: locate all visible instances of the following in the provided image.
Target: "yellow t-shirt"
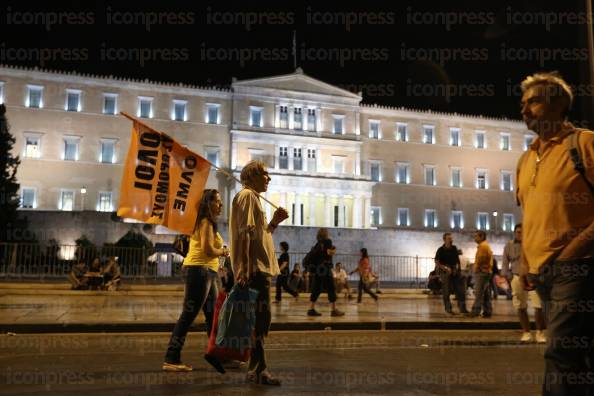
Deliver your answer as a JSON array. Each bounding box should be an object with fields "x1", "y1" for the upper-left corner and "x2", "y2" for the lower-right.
[{"x1": 183, "y1": 218, "x2": 223, "y2": 272}]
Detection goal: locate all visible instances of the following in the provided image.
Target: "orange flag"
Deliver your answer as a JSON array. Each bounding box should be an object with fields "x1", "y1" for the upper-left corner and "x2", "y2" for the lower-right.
[{"x1": 117, "y1": 116, "x2": 211, "y2": 234}]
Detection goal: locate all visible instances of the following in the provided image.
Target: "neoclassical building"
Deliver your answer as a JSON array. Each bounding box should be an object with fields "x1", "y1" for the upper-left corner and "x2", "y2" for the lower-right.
[{"x1": 1, "y1": 64, "x2": 530, "y2": 239}]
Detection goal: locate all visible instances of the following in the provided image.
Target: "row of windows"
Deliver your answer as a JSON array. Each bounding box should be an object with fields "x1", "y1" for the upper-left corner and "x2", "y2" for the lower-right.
[
  {"x1": 370, "y1": 162, "x2": 514, "y2": 191},
  {"x1": 370, "y1": 207, "x2": 515, "y2": 231},
  {"x1": 371, "y1": 122, "x2": 534, "y2": 151},
  {"x1": 16, "y1": 83, "x2": 223, "y2": 124},
  {"x1": 22, "y1": 133, "x2": 221, "y2": 165},
  {"x1": 19, "y1": 188, "x2": 113, "y2": 212}
]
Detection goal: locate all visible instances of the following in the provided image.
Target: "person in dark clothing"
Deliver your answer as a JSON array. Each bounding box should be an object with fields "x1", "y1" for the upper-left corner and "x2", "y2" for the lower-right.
[
  {"x1": 307, "y1": 228, "x2": 344, "y2": 317},
  {"x1": 289, "y1": 263, "x2": 304, "y2": 292},
  {"x1": 274, "y1": 241, "x2": 298, "y2": 302},
  {"x1": 434, "y1": 233, "x2": 468, "y2": 314}
]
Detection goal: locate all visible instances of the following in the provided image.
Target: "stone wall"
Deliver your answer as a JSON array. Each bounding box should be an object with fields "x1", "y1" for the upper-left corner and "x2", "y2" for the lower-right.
[{"x1": 15, "y1": 211, "x2": 512, "y2": 261}]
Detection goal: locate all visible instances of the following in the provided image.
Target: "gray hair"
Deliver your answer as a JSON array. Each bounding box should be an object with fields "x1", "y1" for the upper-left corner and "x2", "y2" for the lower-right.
[
  {"x1": 240, "y1": 160, "x2": 267, "y2": 185},
  {"x1": 521, "y1": 72, "x2": 573, "y2": 115}
]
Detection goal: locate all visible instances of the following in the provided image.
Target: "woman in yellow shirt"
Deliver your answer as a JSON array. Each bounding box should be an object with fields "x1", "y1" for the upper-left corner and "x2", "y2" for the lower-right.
[{"x1": 163, "y1": 189, "x2": 229, "y2": 372}]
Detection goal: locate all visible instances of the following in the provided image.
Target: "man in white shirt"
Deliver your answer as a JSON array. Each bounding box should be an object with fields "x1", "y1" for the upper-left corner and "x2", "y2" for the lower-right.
[
  {"x1": 332, "y1": 262, "x2": 351, "y2": 299},
  {"x1": 229, "y1": 160, "x2": 288, "y2": 386}
]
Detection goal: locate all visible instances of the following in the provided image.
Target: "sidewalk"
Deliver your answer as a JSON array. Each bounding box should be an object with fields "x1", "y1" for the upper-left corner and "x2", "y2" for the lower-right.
[{"x1": 0, "y1": 282, "x2": 525, "y2": 333}]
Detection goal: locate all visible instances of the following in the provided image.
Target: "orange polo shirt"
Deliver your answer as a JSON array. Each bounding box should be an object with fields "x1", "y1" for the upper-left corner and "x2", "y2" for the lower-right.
[
  {"x1": 516, "y1": 122, "x2": 594, "y2": 274},
  {"x1": 473, "y1": 240, "x2": 493, "y2": 273}
]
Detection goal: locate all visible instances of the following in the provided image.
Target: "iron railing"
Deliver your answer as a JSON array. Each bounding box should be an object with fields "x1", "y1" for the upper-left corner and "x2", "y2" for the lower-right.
[{"x1": 0, "y1": 242, "x2": 453, "y2": 287}]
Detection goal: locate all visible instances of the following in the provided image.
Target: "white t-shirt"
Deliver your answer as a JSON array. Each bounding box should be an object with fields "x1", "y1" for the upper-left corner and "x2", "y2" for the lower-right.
[
  {"x1": 229, "y1": 188, "x2": 280, "y2": 277},
  {"x1": 333, "y1": 268, "x2": 348, "y2": 282}
]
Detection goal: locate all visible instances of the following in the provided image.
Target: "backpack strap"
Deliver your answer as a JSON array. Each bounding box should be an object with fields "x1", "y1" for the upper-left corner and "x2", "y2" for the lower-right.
[{"x1": 568, "y1": 130, "x2": 594, "y2": 196}]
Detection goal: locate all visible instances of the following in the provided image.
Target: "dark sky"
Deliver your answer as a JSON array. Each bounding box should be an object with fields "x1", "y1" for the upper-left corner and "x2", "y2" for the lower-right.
[{"x1": 1, "y1": 0, "x2": 592, "y2": 125}]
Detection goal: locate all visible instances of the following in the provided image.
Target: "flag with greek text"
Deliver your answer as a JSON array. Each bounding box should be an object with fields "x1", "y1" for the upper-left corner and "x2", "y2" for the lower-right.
[{"x1": 117, "y1": 118, "x2": 211, "y2": 234}]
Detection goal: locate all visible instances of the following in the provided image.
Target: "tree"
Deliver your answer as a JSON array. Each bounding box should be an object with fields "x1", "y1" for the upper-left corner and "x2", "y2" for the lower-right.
[{"x1": 0, "y1": 104, "x2": 24, "y2": 242}]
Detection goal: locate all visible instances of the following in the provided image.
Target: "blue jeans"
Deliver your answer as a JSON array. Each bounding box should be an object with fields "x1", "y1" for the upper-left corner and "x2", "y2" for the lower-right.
[
  {"x1": 471, "y1": 272, "x2": 492, "y2": 316},
  {"x1": 165, "y1": 266, "x2": 218, "y2": 364},
  {"x1": 528, "y1": 259, "x2": 594, "y2": 396}
]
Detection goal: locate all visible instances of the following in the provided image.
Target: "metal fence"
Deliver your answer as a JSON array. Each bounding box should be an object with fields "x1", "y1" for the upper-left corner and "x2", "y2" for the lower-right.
[{"x1": 0, "y1": 243, "x2": 436, "y2": 287}]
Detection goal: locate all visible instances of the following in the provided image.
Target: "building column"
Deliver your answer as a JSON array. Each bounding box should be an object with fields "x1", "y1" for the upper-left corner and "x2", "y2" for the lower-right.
[
  {"x1": 355, "y1": 111, "x2": 360, "y2": 135},
  {"x1": 274, "y1": 144, "x2": 279, "y2": 170},
  {"x1": 309, "y1": 192, "x2": 316, "y2": 226},
  {"x1": 324, "y1": 194, "x2": 332, "y2": 227},
  {"x1": 288, "y1": 105, "x2": 294, "y2": 130},
  {"x1": 364, "y1": 197, "x2": 371, "y2": 228},
  {"x1": 295, "y1": 194, "x2": 302, "y2": 226},
  {"x1": 288, "y1": 146, "x2": 294, "y2": 170},
  {"x1": 231, "y1": 140, "x2": 237, "y2": 169},
  {"x1": 280, "y1": 191, "x2": 287, "y2": 212},
  {"x1": 352, "y1": 195, "x2": 362, "y2": 228},
  {"x1": 355, "y1": 151, "x2": 361, "y2": 176}
]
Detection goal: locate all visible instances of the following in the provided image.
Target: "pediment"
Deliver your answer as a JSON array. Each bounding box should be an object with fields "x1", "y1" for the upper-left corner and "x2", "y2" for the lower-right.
[{"x1": 232, "y1": 69, "x2": 361, "y2": 101}]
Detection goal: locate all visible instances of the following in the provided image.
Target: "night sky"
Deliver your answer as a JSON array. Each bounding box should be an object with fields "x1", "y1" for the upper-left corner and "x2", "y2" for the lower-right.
[{"x1": 0, "y1": 0, "x2": 591, "y2": 125}]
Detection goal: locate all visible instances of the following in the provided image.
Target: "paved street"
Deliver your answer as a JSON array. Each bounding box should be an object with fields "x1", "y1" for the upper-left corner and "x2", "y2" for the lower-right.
[
  {"x1": 0, "y1": 283, "x2": 530, "y2": 332},
  {"x1": 0, "y1": 330, "x2": 544, "y2": 395}
]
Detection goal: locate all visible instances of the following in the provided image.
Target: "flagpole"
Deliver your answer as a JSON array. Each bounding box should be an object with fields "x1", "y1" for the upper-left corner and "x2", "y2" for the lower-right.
[{"x1": 120, "y1": 112, "x2": 280, "y2": 210}]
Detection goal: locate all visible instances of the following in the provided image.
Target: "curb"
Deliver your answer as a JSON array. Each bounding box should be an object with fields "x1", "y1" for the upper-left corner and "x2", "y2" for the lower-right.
[{"x1": 0, "y1": 320, "x2": 521, "y2": 334}]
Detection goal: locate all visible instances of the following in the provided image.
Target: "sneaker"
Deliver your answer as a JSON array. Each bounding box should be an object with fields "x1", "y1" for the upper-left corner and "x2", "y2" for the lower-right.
[
  {"x1": 331, "y1": 309, "x2": 345, "y2": 317},
  {"x1": 520, "y1": 332, "x2": 533, "y2": 342},
  {"x1": 162, "y1": 362, "x2": 193, "y2": 372},
  {"x1": 307, "y1": 309, "x2": 322, "y2": 316},
  {"x1": 535, "y1": 331, "x2": 547, "y2": 344}
]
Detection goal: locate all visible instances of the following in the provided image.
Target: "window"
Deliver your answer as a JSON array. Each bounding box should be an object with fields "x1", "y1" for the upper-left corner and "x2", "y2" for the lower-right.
[
  {"x1": 293, "y1": 108, "x2": 303, "y2": 130},
  {"x1": 333, "y1": 156, "x2": 345, "y2": 174},
  {"x1": 475, "y1": 130, "x2": 486, "y2": 149},
  {"x1": 371, "y1": 207, "x2": 381, "y2": 226},
  {"x1": 205, "y1": 147, "x2": 219, "y2": 166},
  {"x1": 397, "y1": 208, "x2": 410, "y2": 227},
  {"x1": 449, "y1": 127, "x2": 461, "y2": 146},
  {"x1": 138, "y1": 97, "x2": 153, "y2": 118},
  {"x1": 307, "y1": 149, "x2": 316, "y2": 172},
  {"x1": 333, "y1": 205, "x2": 344, "y2": 227},
  {"x1": 172, "y1": 100, "x2": 187, "y2": 121},
  {"x1": 249, "y1": 106, "x2": 263, "y2": 127},
  {"x1": 60, "y1": 190, "x2": 75, "y2": 211},
  {"x1": 307, "y1": 108, "x2": 316, "y2": 131},
  {"x1": 279, "y1": 106, "x2": 288, "y2": 128},
  {"x1": 524, "y1": 134, "x2": 534, "y2": 151},
  {"x1": 476, "y1": 169, "x2": 488, "y2": 189},
  {"x1": 451, "y1": 210, "x2": 464, "y2": 229},
  {"x1": 502, "y1": 213, "x2": 515, "y2": 232},
  {"x1": 396, "y1": 123, "x2": 408, "y2": 142},
  {"x1": 332, "y1": 115, "x2": 344, "y2": 134},
  {"x1": 293, "y1": 148, "x2": 302, "y2": 170},
  {"x1": 24, "y1": 134, "x2": 41, "y2": 158},
  {"x1": 477, "y1": 212, "x2": 489, "y2": 230},
  {"x1": 424, "y1": 209, "x2": 437, "y2": 228},
  {"x1": 63, "y1": 137, "x2": 80, "y2": 161},
  {"x1": 369, "y1": 120, "x2": 380, "y2": 139},
  {"x1": 248, "y1": 149, "x2": 269, "y2": 165},
  {"x1": 27, "y1": 85, "x2": 43, "y2": 108},
  {"x1": 20, "y1": 188, "x2": 36, "y2": 209},
  {"x1": 500, "y1": 133, "x2": 511, "y2": 151},
  {"x1": 370, "y1": 161, "x2": 381, "y2": 181},
  {"x1": 396, "y1": 162, "x2": 410, "y2": 184},
  {"x1": 206, "y1": 103, "x2": 220, "y2": 124},
  {"x1": 423, "y1": 125, "x2": 435, "y2": 144},
  {"x1": 97, "y1": 192, "x2": 113, "y2": 212},
  {"x1": 65, "y1": 89, "x2": 81, "y2": 112},
  {"x1": 500, "y1": 171, "x2": 513, "y2": 191},
  {"x1": 103, "y1": 93, "x2": 117, "y2": 115},
  {"x1": 100, "y1": 139, "x2": 116, "y2": 163},
  {"x1": 424, "y1": 165, "x2": 436, "y2": 186},
  {"x1": 279, "y1": 147, "x2": 288, "y2": 169},
  {"x1": 451, "y1": 167, "x2": 462, "y2": 188}
]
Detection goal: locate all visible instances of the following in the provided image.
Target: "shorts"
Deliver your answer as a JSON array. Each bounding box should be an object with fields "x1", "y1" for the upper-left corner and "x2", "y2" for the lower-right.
[{"x1": 510, "y1": 274, "x2": 542, "y2": 310}]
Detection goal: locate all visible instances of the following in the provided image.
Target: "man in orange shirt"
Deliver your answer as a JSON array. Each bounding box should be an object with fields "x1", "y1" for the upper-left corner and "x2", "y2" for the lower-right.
[
  {"x1": 469, "y1": 230, "x2": 493, "y2": 318},
  {"x1": 517, "y1": 72, "x2": 594, "y2": 396}
]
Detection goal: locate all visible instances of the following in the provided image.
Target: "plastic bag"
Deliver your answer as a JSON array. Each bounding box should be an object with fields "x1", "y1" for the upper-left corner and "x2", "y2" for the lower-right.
[{"x1": 205, "y1": 285, "x2": 258, "y2": 362}]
